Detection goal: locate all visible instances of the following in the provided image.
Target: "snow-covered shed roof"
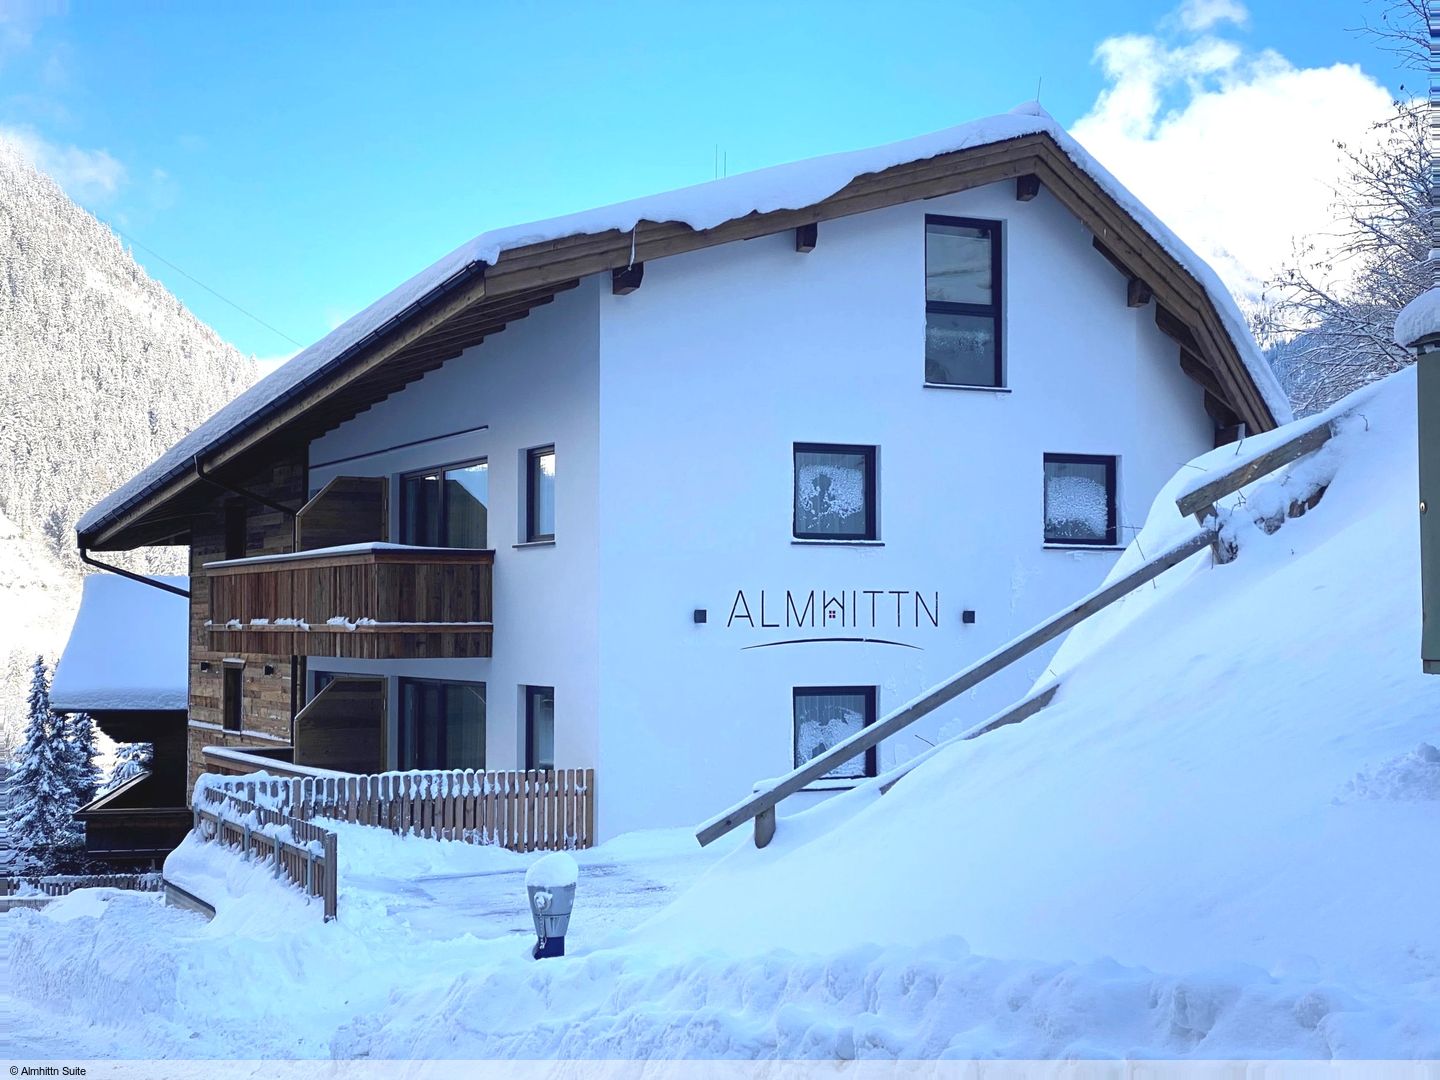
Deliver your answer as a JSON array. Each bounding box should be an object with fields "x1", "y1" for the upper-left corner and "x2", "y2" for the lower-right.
[
  {"x1": 80, "y1": 103, "x2": 1290, "y2": 549},
  {"x1": 50, "y1": 574, "x2": 189, "y2": 713}
]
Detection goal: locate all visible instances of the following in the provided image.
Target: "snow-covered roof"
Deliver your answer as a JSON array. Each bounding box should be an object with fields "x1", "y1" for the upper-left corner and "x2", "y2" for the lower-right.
[
  {"x1": 1394, "y1": 285, "x2": 1440, "y2": 348},
  {"x1": 50, "y1": 573, "x2": 189, "y2": 712},
  {"x1": 80, "y1": 103, "x2": 1290, "y2": 541}
]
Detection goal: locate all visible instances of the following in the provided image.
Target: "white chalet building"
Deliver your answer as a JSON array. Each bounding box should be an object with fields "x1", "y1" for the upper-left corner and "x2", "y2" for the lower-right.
[{"x1": 78, "y1": 105, "x2": 1290, "y2": 842}]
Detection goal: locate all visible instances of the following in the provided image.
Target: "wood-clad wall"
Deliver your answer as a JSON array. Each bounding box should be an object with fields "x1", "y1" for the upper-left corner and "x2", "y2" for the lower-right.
[{"x1": 186, "y1": 449, "x2": 306, "y2": 788}]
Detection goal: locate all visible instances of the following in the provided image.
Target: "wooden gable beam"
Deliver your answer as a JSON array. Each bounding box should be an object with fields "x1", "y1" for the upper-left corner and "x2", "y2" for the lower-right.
[{"x1": 795, "y1": 222, "x2": 818, "y2": 253}]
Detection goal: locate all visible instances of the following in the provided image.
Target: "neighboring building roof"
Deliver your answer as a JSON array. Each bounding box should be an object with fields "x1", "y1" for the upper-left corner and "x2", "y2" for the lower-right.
[
  {"x1": 79, "y1": 103, "x2": 1291, "y2": 550},
  {"x1": 50, "y1": 574, "x2": 189, "y2": 712}
]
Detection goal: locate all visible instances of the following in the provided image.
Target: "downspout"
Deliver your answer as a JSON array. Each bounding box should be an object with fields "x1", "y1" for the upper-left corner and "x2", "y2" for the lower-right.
[
  {"x1": 77, "y1": 546, "x2": 191, "y2": 598},
  {"x1": 191, "y1": 455, "x2": 304, "y2": 743}
]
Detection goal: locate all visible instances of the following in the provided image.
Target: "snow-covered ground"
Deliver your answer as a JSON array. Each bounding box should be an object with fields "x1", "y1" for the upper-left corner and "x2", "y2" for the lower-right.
[{"x1": 8, "y1": 368, "x2": 1440, "y2": 1059}]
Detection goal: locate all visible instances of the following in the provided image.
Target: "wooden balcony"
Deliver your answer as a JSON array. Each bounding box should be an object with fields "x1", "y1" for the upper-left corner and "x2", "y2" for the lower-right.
[{"x1": 206, "y1": 544, "x2": 493, "y2": 659}]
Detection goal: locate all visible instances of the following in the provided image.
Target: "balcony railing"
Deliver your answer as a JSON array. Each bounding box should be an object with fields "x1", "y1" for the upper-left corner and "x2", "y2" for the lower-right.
[{"x1": 205, "y1": 543, "x2": 493, "y2": 659}]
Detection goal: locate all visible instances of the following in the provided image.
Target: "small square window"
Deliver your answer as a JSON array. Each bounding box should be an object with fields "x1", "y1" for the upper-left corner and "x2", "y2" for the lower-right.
[
  {"x1": 793, "y1": 686, "x2": 877, "y2": 780},
  {"x1": 925, "y1": 216, "x2": 1002, "y2": 387},
  {"x1": 793, "y1": 443, "x2": 877, "y2": 541},
  {"x1": 1044, "y1": 453, "x2": 1118, "y2": 546},
  {"x1": 527, "y1": 446, "x2": 555, "y2": 542},
  {"x1": 525, "y1": 685, "x2": 555, "y2": 772}
]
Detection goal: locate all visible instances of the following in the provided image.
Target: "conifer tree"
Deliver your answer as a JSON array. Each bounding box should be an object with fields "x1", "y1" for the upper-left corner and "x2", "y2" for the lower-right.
[
  {"x1": 60, "y1": 710, "x2": 102, "y2": 808},
  {"x1": 105, "y1": 741, "x2": 151, "y2": 792},
  {"x1": 6, "y1": 657, "x2": 80, "y2": 872}
]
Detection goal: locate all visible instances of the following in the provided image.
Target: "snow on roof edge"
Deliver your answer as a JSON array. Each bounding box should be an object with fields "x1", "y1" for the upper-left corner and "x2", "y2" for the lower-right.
[
  {"x1": 50, "y1": 573, "x2": 189, "y2": 713},
  {"x1": 80, "y1": 102, "x2": 1289, "y2": 537}
]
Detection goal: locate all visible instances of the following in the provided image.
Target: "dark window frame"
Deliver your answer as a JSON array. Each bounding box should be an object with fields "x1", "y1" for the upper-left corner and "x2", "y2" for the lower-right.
[
  {"x1": 1043, "y1": 452, "x2": 1119, "y2": 547},
  {"x1": 924, "y1": 214, "x2": 1004, "y2": 388},
  {"x1": 223, "y1": 499, "x2": 247, "y2": 560},
  {"x1": 792, "y1": 685, "x2": 878, "y2": 779},
  {"x1": 396, "y1": 676, "x2": 487, "y2": 772},
  {"x1": 524, "y1": 684, "x2": 556, "y2": 772},
  {"x1": 222, "y1": 662, "x2": 243, "y2": 732},
  {"x1": 398, "y1": 456, "x2": 489, "y2": 549},
  {"x1": 792, "y1": 442, "x2": 878, "y2": 541},
  {"x1": 526, "y1": 445, "x2": 556, "y2": 543}
]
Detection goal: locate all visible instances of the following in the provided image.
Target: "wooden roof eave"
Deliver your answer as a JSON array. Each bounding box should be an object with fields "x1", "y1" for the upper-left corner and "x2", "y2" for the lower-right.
[{"x1": 90, "y1": 130, "x2": 1276, "y2": 550}]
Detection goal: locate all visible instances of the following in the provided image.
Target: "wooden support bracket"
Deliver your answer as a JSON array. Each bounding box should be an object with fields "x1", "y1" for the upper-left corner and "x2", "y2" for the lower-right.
[
  {"x1": 1127, "y1": 278, "x2": 1153, "y2": 308},
  {"x1": 612, "y1": 263, "x2": 644, "y2": 295},
  {"x1": 795, "y1": 222, "x2": 818, "y2": 253},
  {"x1": 1016, "y1": 174, "x2": 1041, "y2": 201}
]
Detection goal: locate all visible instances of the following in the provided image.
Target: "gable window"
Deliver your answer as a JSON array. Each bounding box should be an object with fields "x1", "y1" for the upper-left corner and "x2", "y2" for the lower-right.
[
  {"x1": 793, "y1": 443, "x2": 877, "y2": 541},
  {"x1": 526, "y1": 446, "x2": 556, "y2": 542},
  {"x1": 222, "y1": 661, "x2": 243, "y2": 732},
  {"x1": 524, "y1": 685, "x2": 555, "y2": 771},
  {"x1": 925, "y1": 215, "x2": 1002, "y2": 388},
  {"x1": 1043, "y1": 453, "x2": 1118, "y2": 547},
  {"x1": 793, "y1": 686, "x2": 877, "y2": 780},
  {"x1": 400, "y1": 459, "x2": 488, "y2": 548},
  {"x1": 398, "y1": 678, "x2": 486, "y2": 771}
]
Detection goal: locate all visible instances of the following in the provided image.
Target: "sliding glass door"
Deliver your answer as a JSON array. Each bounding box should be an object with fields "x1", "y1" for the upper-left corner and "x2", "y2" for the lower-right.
[{"x1": 397, "y1": 678, "x2": 486, "y2": 771}]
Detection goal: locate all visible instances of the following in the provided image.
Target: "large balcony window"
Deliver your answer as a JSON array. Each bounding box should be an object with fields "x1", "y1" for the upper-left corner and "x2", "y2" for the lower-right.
[
  {"x1": 400, "y1": 459, "x2": 488, "y2": 548},
  {"x1": 398, "y1": 678, "x2": 486, "y2": 771}
]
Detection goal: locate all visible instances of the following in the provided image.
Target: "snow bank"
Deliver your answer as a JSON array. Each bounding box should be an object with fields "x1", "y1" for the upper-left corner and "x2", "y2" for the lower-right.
[
  {"x1": 649, "y1": 369, "x2": 1440, "y2": 991},
  {"x1": 80, "y1": 102, "x2": 1288, "y2": 539},
  {"x1": 48, "y1": 572, "x2": 188, "y2": 712}
]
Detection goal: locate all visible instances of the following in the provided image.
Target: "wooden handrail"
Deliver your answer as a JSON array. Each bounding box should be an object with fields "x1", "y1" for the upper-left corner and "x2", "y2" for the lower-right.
[
  {"x1": 1176, "y1": 420, "x2": 1335, "y2": 519},
  {"x1": 696, "y1": 527, "x2": 1217, "y2": 848}
]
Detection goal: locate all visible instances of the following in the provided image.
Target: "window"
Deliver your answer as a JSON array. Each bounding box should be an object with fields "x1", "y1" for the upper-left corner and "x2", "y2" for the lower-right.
[
  {"x1": 793, "y1": 686, "x2": 877, "y2": 780},
  {"x1": 400, "y1": 459, "x2": 488, "y2": 548},
  {"x1": 525, "y1": 685, "x2": 555, "y2": 771},
  {"x1": 1043, "y1": 453, "x2": 1118, "y2": 546},
  {"x1": 925, "y1": 215, "x2": 1002, "y2": 387},
  {"x1": 526, "y1": 446, "x2": 556, "y2": 542},
  {"x1": 222, "y1": 662, "x2": 243, "y2": 732},
  {"x1": 311, "y1": 670, "x2": 336, "y2": 701},
  {"x1": 224, "y1": 500, "x2": 247, "y2": 560},
  {"x1": 397, "y1": 679, "x2": 486, "y2": 771},
  {"x1": 793, "y1": 443, "x2": 877, "y2": 541}
]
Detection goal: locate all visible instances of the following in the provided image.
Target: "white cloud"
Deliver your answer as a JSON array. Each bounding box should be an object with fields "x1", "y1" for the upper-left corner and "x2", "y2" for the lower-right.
[
  {"x1": 0, "y1": 123, "x2": 126, "y2": 203},
  {"x1": 1071, "y1": 10, "x2": 1394, "y2": 301},
  {"x1": 1176, "y1": 0, "x2": 1249, "y2": 32}
]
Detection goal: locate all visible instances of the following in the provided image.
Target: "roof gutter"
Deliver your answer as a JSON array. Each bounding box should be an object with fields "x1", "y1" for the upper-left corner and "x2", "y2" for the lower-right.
[{"x1": 77, "y1": 546, "x2": 190, "y2": 599}]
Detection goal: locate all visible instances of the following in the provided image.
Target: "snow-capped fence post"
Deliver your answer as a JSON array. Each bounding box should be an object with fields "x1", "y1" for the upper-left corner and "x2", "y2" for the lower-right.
[{"x1": 193, "y1": 787, "x2": 338, "y2": 921}]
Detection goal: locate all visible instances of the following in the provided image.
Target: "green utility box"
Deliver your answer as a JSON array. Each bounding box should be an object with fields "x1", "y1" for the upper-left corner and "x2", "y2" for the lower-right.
[{"x1": 1420, "y1": 347, "x2": 1440, "y2": 672}]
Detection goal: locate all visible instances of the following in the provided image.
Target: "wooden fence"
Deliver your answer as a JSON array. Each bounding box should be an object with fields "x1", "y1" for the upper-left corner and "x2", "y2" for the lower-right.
[
  {"x1": 209, "y1": 767, "x2": 595, "y2": 852},
  {"x1": 0, "y1": 873, "x2": 162, "y2": 897},
  {"x1": 194, "y1": 786, "x2": 338, "y2": 921}
]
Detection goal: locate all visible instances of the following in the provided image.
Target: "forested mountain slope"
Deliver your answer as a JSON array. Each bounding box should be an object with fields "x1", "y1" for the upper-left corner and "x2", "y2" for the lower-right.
[{"x1": 0, "y1": 137, "x2": 255, "y2": 749}]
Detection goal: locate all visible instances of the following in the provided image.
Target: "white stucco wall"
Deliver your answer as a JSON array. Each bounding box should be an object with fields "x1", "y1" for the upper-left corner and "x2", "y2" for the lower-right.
[
  {"x1": 297, "y1": 179, "x2": 1217, "y2": 842},
  {"x1": 593, "y1": 182, "x2": 1214, "y2": 837},
  {"x1": 305, "y1": 278, "x2": 602, "y2": 774}
]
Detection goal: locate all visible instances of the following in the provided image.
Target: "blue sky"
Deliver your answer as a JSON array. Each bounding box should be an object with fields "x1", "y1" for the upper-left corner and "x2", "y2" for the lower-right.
[{"x1": 0, "y1": 0, "x2": 1413, "y2": 360}]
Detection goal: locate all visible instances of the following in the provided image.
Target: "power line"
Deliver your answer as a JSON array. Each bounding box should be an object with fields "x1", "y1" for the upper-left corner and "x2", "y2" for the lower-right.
[{"x1": 101, "y1": 218, "x2": 305, "y2": 349}]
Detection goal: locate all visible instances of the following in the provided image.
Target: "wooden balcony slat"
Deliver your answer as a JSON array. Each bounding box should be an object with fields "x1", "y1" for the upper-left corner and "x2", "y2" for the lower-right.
[{"x1": 206, "y1": 544, "x2": 494, "y2": 659}]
